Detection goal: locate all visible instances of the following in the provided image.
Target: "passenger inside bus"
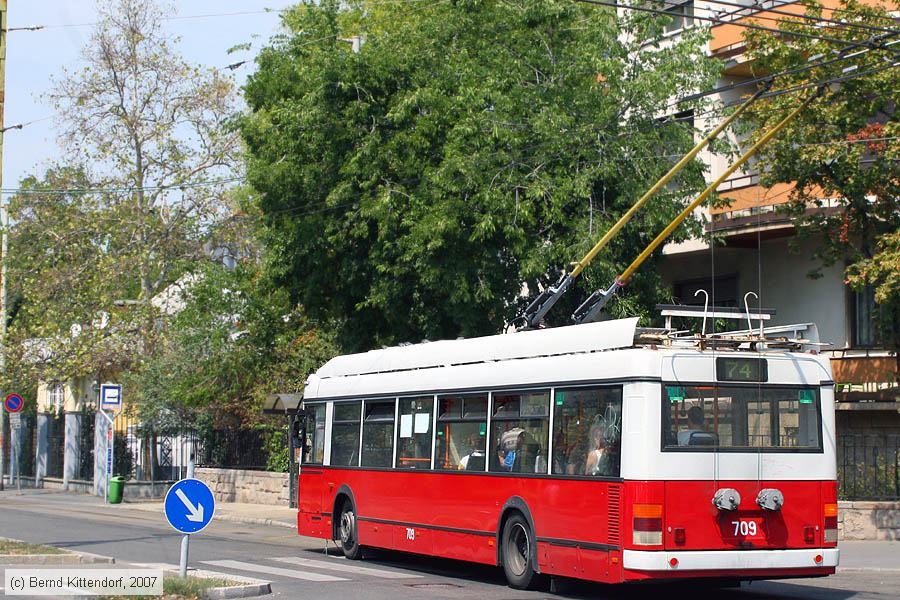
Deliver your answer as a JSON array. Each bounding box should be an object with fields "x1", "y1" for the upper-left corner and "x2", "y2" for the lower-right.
[
  {"x1": 497, "y1": 428, "x2": 526, "y2": 471},
  {"x1": 677, "y1": 406, "x2": 706, "y2": 445},
  {"x1": 584, "y1": 423, "x2": 611, "y2": 476},
  {"x1": 459, "y1": 433, "x2": 486, "y2": 470}
]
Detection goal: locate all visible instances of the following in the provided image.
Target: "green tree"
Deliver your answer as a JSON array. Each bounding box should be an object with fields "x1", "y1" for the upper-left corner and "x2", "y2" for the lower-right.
[
  {"x1": 122, "y1": 261, "x2": 338, "y2": 427},
  {"x1": 4, "y1": 0, "x2": 240, "y2": 386},
  {"x1": 743, "y1": 0, "x2": 900, "y2": 358},
  {"x1": 241, "y1": 0, "x2": 722, "y2": 351}
]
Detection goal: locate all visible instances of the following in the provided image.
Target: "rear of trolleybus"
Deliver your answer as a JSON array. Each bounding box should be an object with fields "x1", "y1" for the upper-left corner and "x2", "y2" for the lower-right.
[{"x1": 620, "y1": 349, "x2": 838, "y2": 582}]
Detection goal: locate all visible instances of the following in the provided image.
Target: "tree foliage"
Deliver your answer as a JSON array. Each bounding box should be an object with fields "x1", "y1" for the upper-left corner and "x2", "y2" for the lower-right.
[
  {"x1": 743, "y1": 0, "x2": 900, "y2": 351},
  {"x1": 241, "y1": 0, "x2": 722, "y2": 351},
  {"x1": 4, "y1": 0, "x2": 241, "y2": 387},
  {"x1": 121, "y1": 260, "x2": 338, "y2": 427}
]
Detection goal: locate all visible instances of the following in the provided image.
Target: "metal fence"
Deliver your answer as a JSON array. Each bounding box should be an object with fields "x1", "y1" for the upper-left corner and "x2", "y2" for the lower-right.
[
  {"x1": 46, "y1": 413, "x2": 65, "y2": 479},
  {"x1": 195, "y1": 428, "x2": 273, "y2": 471},
  {"x1": 837, "y1": 434, "x2": 900, "y2": 500},
  {"x1": 78, "y1": 409, "x2": 95, "y2": 481},
  {"x1": 111, "y1": 413, "x2": 279, "y2": 481}
]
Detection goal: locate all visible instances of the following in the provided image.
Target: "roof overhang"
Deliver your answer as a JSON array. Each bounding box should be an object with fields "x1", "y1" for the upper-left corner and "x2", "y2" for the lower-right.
[{"x1": 262, "y1": 393, "x2": 304, "y2": 415}]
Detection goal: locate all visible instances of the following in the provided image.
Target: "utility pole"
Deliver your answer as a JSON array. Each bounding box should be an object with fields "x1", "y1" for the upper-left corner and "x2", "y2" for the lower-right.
[{"x1": 0, "y1": 0, "x2": 9, "y2": 491}]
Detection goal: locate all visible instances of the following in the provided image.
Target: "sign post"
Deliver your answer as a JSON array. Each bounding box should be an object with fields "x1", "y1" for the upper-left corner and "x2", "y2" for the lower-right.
[
  {"x1": 164, "y1": 467, "x2": 214, "y2": 578},
  {"x1": 4, "y1": 393, "x2": 24, "y2": 491},
  {"x1": 98, "y1": 384, "x2": 121, "y2": 503}
]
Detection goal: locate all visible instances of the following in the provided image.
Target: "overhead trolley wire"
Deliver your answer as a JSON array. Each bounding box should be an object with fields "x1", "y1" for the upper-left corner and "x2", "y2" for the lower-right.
[
  {"x1": 575, "y1": 0, "x2": 899, "y2": 47},
  {"x1": 671, "y1": 33, "x2": 900, "y2": 107},
  {"x1": 698, "y1": 0, "x2": 900, "y2": 35}
]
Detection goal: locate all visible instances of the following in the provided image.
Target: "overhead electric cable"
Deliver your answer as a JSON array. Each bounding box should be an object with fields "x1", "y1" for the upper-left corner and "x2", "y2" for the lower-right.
[
  {"x1": 575, "y1": 0, "x2": 897, "y2": 47},
  {"x1": 699, "y1": 0, "x2": 900, "y2": 35},
  {"x1": 672, "y1": 34, "x2": 900, "y2": 107}
]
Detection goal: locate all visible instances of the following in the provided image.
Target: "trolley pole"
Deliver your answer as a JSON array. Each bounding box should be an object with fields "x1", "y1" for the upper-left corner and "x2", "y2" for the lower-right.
[{"x1": 0, "y1": 0, "x2": 10, "y2": 492}]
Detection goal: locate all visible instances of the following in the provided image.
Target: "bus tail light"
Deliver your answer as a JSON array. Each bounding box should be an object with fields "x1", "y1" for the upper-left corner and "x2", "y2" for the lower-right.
[
  {"x1": 824, "y1": 503, "x2": 838, "y2": 543},
  {"x1": 632, "y1": 504, "x2": 663, "y2": 546},
  {"x1": 803, "y1": 526, "x2": 816, "y2": 544}
]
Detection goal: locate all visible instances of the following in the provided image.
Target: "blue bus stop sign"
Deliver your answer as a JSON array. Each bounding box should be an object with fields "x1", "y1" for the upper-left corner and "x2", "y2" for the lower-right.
[{"x1": 164, "y1": 479, "x2": 215, "y2": 534}]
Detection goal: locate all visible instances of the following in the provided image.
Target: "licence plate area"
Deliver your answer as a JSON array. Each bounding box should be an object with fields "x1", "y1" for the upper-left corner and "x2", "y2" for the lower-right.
[{"x1": 719, "y1": 512, "x2": 767, "y2": 544}]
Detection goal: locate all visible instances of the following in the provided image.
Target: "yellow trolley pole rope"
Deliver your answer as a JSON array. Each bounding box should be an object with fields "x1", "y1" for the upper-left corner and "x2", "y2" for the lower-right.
[
  {"x1": 519, "y1": 84, "x2": 772, "y2": 328},
  {"x1": 572, "y1": 87, "x2": 823, "y2": 323}
]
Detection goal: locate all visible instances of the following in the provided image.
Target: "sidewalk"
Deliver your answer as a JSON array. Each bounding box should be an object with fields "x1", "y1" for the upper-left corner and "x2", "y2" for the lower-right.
[{"x1": 119, "y1": 499, "x2": 296, "y2": 529}]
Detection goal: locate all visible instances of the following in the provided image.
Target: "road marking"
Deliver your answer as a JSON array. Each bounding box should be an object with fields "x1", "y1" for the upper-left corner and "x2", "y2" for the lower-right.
[
  {"x1": 131, "y1": 562, "x2": 271, "y2": 585},
  {"x1": 271, "y1": 556, "x2": 423, "y2": 579},
  {"x1": 201, "y1": 560, "x2": 348, "y2": 582}
]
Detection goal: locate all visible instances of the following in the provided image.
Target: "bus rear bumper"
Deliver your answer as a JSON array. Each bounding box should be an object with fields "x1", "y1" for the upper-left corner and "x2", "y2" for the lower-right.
[{"x1": 623, "y1": 548, "x2": 840, "y2": 572}]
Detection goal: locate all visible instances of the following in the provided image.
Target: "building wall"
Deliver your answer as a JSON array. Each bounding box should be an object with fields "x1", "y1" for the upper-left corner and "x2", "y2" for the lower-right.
[
  {"x1": 660, "y1": 235, "x2": 849, "y2": 347},
  {"x1": 37, "y1": 378, "x2": 96, "y2": 413},
  {"x1": 195, "y1": 467, "x2": 290, "y2": 506}
]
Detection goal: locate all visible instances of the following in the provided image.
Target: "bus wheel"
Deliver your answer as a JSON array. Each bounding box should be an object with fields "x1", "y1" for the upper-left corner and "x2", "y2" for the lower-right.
[
  {"x1": 338, "y1": 500, "x2": 362, "y2": 560},
  {"x1": 501, "y1": 513, "x2": 537, "y2": 589}
]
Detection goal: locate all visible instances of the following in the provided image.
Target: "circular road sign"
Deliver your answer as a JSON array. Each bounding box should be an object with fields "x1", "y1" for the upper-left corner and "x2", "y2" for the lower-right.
[
  {"x1": 4, "y1": 393, "x2": 24, "y2": 413},
  {"x1": 164, "y1": 478, "x2": 216, "y2": 534}
]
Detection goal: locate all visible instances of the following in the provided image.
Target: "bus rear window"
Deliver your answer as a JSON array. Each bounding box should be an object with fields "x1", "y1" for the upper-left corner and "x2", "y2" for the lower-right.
[{"x1": 662, "y1": 385, "x2": 821, "y2": 451}]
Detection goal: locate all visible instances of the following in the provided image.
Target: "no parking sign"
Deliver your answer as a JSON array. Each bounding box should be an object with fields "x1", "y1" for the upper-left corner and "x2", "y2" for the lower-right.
[{"x1": 3, "y1": 393, "x2": 24, "y2": 413}]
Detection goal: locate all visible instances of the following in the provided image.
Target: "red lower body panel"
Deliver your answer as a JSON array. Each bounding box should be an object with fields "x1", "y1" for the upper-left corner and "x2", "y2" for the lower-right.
[{"x1": 296, "y1": 468, "x2": 836, "y2": 584}]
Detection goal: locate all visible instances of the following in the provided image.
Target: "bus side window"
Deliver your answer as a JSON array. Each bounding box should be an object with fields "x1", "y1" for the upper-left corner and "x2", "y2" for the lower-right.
[
  {"x1": 361, "y1": 400, "x2": 395, "y2": 467},
  {"x1": 397, "y1": 396, "x2": 434, "y2": 469},
  {"x1": 490, "y1": 390, "x2": 550, "y2": 474},
  {"x1": 331, "y1": 402, "x2": 362, "y2": 466},
  {"x1": 435, "y1": 394, "x2": 487, "y2": 470},
  {"x1": 552, "y1": 387, "x2": 622, "y2": 477},
  {"x1": 305, "y1": 404, "x2": 326, "y2": 464}
]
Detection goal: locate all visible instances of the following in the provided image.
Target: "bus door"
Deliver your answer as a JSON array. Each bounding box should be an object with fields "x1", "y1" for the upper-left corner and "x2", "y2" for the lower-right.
[{"x1": 298, "y1": 404, "x2": 327, "y2": 537}]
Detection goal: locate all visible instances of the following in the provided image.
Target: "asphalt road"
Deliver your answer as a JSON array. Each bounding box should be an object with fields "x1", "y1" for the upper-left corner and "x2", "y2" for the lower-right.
[{"x1": 1, "y1": 490, "x2": 899, "y2": 599}]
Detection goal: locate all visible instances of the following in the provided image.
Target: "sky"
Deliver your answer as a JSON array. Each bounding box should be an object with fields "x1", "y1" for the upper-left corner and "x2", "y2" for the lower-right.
[{"x1": 2, "y1": 0, "x2": 298, "y2": 193}]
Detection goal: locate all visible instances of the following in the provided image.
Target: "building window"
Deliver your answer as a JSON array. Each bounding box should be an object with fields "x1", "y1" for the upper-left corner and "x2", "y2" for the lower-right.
[
  {"x1": 48, "y1": 383, "x2": 64, "y2": 412},
  {"x1": 673, "y1": 275, "x2": 738, "y2": 307},
  {"x1": 662, "y1": 1, "x2": 693, "y2": 34},
  {"x1": 853, "y1": 286, "x2": 880, "y2": 347}
]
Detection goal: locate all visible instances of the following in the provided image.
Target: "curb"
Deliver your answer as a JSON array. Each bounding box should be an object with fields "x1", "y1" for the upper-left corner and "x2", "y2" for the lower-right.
[
  {"x1": 212, "y1": 514, "x2": 294, "y2": 530},
  {"x1": 0, "y1": 539, "x2": 115, "y2": 565},
  {"x1": 160, "y1": 568, "x2": 271, "y2": 599},
  {"x1": 0, "y1": 553, "x2": 114, "y2": 565}
]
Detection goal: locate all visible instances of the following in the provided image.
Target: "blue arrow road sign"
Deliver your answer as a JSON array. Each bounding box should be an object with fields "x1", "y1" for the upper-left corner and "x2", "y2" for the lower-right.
[{"x1": 164, "y1": 479, "x2": 215, "y2": 534}]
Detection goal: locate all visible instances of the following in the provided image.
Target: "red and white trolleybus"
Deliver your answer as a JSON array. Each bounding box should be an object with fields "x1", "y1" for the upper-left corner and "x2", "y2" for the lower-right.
[{"x1": 296, "y1": 316, "x2": 838, "y2": 588}]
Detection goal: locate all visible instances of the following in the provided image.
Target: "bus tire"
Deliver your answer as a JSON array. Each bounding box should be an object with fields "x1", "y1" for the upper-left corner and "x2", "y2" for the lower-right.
[
  {"x1": 501, "y1": 513, "x2": 537, "y2": 590},
  {"x1": 338, "y1": 499, "x2": 362, "y2": 560}
]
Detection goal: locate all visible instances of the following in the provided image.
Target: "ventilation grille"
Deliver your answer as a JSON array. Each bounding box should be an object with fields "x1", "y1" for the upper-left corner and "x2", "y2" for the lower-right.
[{"x1": 607, "y1": 485, "x2": 622, "y2": 545}]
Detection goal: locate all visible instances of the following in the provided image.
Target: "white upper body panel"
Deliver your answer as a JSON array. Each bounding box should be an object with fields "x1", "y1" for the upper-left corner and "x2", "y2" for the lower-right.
[
  {"x1": 304, "y1": 318, "x2": 836, "y2": 482},
  {"x1": 315, "y1": 318, "x2": 639, "y2": 378}
]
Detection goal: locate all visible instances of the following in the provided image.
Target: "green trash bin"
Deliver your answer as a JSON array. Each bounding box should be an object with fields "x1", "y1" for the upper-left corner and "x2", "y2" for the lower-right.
[{"x1": 108, "y1": 476, "x2": 126, "y2": 504}]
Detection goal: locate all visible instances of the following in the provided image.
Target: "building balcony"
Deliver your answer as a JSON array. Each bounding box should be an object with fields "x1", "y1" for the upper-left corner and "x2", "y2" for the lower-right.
[{"x1": 708, "y1": 0, "x2": 890, "y2": 57}]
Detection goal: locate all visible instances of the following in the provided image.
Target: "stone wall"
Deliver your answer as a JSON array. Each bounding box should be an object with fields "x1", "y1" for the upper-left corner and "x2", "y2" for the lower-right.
[
  {"x1": 839, "y1": 500, "x2": 900, "y2": 540},
  {"x1": 194, "y1": 467, "x2": 290, "y2": 506}
]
